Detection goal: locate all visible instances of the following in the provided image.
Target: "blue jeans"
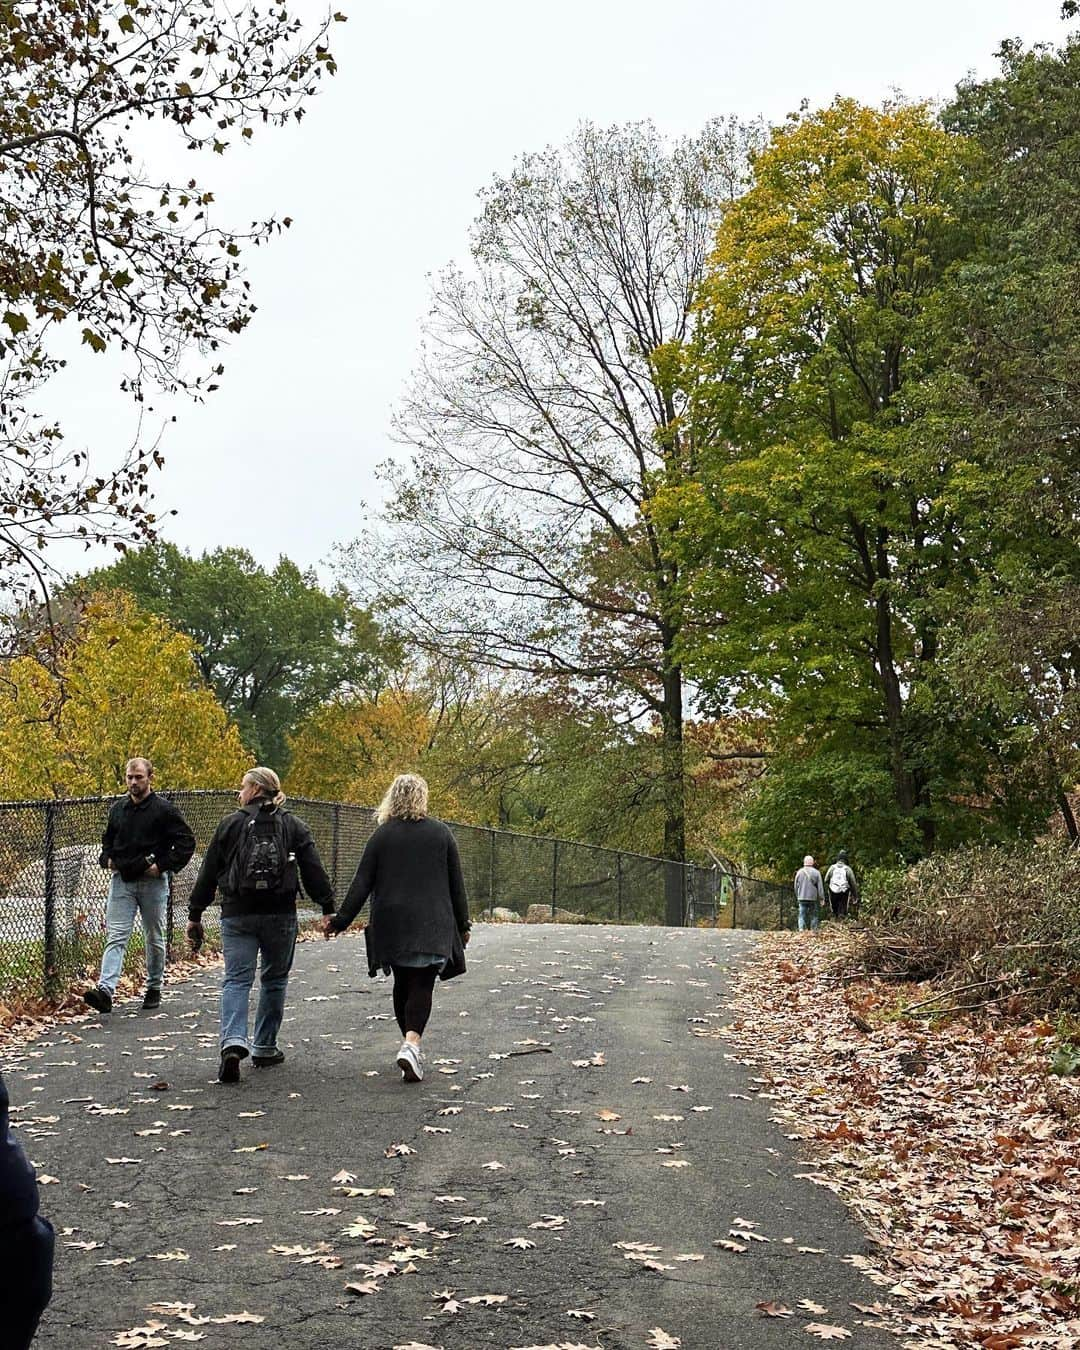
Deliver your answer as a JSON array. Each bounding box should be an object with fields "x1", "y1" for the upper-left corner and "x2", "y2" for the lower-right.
[
  {"x1": 220, "y1": 914, "x2": 298, "y2": 1056},
  {"x1": 99, "y1": 875, "x2": 168, "y2": 993},
  {"x1": 797, "y1": 899, "x2": 820, "y2": 931}
]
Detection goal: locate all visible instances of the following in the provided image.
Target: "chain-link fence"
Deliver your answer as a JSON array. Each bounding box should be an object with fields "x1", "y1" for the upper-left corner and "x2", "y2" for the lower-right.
[{"x1": 0, "y1": 791, "x2": 792, "y2": 1003}]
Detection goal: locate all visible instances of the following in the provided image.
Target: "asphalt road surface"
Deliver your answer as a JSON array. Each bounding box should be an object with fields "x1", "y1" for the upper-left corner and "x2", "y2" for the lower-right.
[{"x1": 3, "y1": 923, "x2": 901, "y2": 1350}]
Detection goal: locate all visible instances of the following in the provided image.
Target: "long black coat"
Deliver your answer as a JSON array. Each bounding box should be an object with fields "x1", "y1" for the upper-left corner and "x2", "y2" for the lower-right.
[{"x1": 330, "y1": 817, "x2": 470, "y2": 978}]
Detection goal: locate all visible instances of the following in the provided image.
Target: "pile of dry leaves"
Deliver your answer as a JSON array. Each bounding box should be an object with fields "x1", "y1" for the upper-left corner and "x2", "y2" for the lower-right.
[{"x1": 722, "y1": 930, "x2": 1080, "y2": 1350}]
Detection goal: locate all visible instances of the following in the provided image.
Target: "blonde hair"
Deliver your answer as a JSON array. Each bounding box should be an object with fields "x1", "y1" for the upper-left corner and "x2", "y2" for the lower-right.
[
  {"x1": 244, "y1": 766, "x2": 286, "y2": 807},
  {"x1": 376, "y1": 773, "x2": 429, "y2": 825}
]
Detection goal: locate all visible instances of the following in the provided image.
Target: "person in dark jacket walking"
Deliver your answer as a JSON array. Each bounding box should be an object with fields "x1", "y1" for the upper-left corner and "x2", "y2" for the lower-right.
[
  {"x1": 83, "y1": 757, "x2": 196, "y2": 1014},
  {"x1": 0, "y1": 1071, "x2": 55, "y2": 1349},
  {"x1": 323, "y1": 774, "x2": 470, "y2": 1083},
  {"x1": 186, "y1": 767, "x2": 335, "y2": 1083}
]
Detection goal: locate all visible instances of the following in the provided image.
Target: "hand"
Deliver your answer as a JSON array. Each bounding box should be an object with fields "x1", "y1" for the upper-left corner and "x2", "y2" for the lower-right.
[
  {"x1": 146, "y1": 862, "x2": 162, "y2": 878},
  {"x1": 320, "y1": 915, "x2": 338, "y2": 940},
  {"x1": 186, "y1": 921, "x2": 204, "y2": 952},
  {"x1": 462, "y1": 929, "x2": 470, "y2": 947}
]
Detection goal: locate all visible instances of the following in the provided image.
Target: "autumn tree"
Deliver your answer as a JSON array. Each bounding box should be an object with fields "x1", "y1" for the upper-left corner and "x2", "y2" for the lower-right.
[
  {"x1": 0, "y1": 1, "x2": 342, "y2": 630},
  {"x1": 0, "y1": 590, "x2": 250, "y2": 798},
  {"x1": 287, "y1": 661, "x2": 542, "y2": 826},
  {"x1": 82, "y1": 542, "x2": 396, "y2": 766},
  {"x1": 340, "y1": 118, "x2": 761, "y2": 882}
]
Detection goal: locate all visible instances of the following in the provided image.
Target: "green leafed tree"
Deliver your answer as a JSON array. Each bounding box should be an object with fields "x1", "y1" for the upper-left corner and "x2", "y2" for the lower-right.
[
  {"x1": 933, "y1": 32, "x2": 1080, "y2": 840},
  {"x1": 0, "y1": 1, "x2": 343, "y2": 629},
  {"x1": 658, "y1": 99, "x2": 990, "y2": 865},
  {"x1": 81, "y1": 542, "x2": 395, "y2": 768}
]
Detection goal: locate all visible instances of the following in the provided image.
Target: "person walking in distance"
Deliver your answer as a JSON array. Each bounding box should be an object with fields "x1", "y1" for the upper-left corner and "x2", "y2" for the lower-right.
[
  {"x1": 186, "y1": 767, "x2": 336, "y2": 1083},
  {"x1": 794, "y1": 854, "x2": 825, "y2": 932},
  {"x1": 84, "y1": 758, "x2": 196, "y2": 1014},
  {"x1": 824, "y1": 850, "x2": 858, "y2": 920},
  {"x1": 0, "y1": 1072, "x2": 54, "y2": 1349},
  {"x1": 323, "y1": 774, "x2": 470, "y2": 1083}
]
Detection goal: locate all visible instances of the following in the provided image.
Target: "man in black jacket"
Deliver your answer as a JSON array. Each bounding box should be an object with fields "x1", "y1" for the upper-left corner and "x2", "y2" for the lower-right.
[
  {"x1": 187, "y1": 767, "x2": 335, "y2": 1083},
  {"x1": 0, "y1": 1071, "x2": 55, "y2": 1348},
  {"x1": 83, "y1": 758, "x2": 196, "y2": 1014}
]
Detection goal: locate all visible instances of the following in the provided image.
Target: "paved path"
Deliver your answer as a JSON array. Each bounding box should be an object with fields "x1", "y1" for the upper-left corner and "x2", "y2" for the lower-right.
[{"x1": 3, "y1": 925, "x2": 898, "y2": 1350}]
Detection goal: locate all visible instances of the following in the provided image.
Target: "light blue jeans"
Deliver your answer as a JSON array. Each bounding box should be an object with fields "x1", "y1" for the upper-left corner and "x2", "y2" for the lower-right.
[
  {"x1": 797, "y1": 899, "x2": 820, "y2": 932},
  {"x1": 220, "y1": 914, "x2": 298, "y2": 1056},
  {"x1": 99, "y1": 875, "x2": 168, "y2": 993}
]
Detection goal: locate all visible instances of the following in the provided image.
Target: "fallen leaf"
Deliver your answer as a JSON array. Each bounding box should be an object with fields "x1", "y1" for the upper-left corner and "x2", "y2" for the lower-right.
[{"x1": 756, "y1": 1301, "x2": 793, "y2": 1318}]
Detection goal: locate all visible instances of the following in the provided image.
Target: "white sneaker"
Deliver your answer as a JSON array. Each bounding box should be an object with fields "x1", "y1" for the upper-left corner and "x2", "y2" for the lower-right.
[{"x1": 396, "y1": 1042, "x2": 423, "y2": 1082}]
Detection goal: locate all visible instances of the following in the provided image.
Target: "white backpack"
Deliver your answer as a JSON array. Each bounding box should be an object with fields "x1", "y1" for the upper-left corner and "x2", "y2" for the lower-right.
[{"x1": 829, "y1": 863, "x2": 849, "y2": 893}]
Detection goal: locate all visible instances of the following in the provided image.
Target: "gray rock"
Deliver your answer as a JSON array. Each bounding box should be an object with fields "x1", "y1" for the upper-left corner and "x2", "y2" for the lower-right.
[{"x1": 488, "y1": 906, "x2": 523, "y2": 923}]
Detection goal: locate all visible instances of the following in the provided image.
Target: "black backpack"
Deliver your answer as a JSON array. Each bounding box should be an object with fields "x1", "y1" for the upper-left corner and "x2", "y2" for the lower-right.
[{"x1": 227, "y1": 806, "x2": 294, "y2": 895}]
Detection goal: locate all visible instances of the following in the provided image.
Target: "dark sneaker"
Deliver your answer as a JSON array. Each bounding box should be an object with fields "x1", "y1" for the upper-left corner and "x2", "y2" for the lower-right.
[
  {"x1": 252, "y1": 1049, "x2": 285, "y2": 1068},
  {"x1": 218, "y1": 1048, "x2": 244, "y2": 1083},
  {"x1": 141, "y1": 988, "x2": 162, "y2": 1010},
  {"x1": 83, "y1": 985, "x2": 112, "y2": 1014}
]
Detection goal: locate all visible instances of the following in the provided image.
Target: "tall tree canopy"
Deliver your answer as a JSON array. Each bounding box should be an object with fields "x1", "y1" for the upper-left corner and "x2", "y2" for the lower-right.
[
  {"x1": 0, "y1": 1, "x2": 342, "y2": 629},
  {"x1": 83, "y1": 542, "x2": 394, "y2": 767},
  {"x1": 0, "y1": 590, "x2": 249, "y2": 798},
  {"x1": 935, "y1": 34, "x2": 1080, "y2": 840},
  {"x1": 340, "y1": 118, "x2": 761, "y2": 869},
  {"x1": 656, "y1": 99, "x2": 985, "y2": 866}
]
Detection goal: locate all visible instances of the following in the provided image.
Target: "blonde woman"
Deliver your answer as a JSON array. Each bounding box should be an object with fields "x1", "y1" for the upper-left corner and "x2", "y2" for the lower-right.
[
  {"x1": 187, "y1": 768, "x2": 336, "y2": 1083},
  {"x1": 323, "y1": 774, "x2": 470, "y2": 1082}
]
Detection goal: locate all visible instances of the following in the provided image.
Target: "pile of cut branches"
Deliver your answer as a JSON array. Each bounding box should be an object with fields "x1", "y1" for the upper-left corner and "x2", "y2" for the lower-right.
[{"x1": 857, "y1": 842, "x2": 1079, "y2": 1016}]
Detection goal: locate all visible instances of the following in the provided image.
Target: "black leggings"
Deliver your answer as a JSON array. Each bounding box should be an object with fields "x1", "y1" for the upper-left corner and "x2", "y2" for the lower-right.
[{"x1": 391, "y1": 964, "x2": 439, "y2": 1036}]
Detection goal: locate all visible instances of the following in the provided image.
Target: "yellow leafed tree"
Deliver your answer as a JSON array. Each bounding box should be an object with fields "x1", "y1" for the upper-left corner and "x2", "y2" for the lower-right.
[
  {"x1": 0, "y1": 592, "x2": 251, "y2": 799},
  {"x1": 287, "y1": 691, "x2": 469, "y2": 819}
]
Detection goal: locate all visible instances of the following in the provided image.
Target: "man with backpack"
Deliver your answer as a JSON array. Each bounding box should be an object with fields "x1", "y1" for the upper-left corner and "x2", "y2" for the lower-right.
[
  {"x1": 186, "y1": 767, "x2": 335, "y2": 1083},
  {"x1": 824, "y1": 850, "x2": 858, "y2": 920}
]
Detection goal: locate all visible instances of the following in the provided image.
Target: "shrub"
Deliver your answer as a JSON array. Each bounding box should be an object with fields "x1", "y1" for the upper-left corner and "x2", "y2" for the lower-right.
[{"x1": 856, "y1": 841, "x2": 1080, "y2": 1011}]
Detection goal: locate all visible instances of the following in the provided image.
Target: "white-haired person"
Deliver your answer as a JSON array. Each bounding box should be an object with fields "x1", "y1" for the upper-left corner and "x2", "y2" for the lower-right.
[
  {"x1": 186, "y1": 767, "x2": 336, "y2": 1083},
  {"x1": 793, "y1": 854, "x2": 825, "y2": 931},
  {"x1": 323, "y1": 774, "x2": 470, "y2": 1083}
]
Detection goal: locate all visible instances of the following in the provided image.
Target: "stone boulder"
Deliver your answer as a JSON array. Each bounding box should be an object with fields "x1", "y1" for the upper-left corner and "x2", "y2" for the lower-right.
[
  {"x1": 488, "y1": 906, "x2": 523, "y2": 923},
  {"x1": 524, "y1": 904, "x2": 588, "y2": 924}
]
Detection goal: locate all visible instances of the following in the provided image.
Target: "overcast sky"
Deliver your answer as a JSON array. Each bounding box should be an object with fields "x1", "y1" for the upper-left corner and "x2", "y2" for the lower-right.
[{"x1": 50, "y1": 0, "x2": 1071, "y2": 581}]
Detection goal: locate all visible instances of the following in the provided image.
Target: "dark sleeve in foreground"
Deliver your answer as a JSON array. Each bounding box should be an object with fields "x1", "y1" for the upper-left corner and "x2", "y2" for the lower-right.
[
  {"x1": 331, "y1": 832, "x2": 378, "y2": 930},
  {"x1": 160, "y1": 801, "x2": 197, "y2": 874},
  {"x1": 447, "y1": 829, "x2": 470, "y2": 933},
  {"x1": 186, "y1": 821, "x2": 228, "y2": 921},
  {"x1": 292, "y1": 819, "x2": 335, "y2": 914},
  {"x1": 0, "y1": 1072, "x2": 41, "y2": 1232}
]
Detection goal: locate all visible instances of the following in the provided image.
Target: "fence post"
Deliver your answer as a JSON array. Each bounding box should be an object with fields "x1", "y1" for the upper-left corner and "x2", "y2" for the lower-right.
[
  {"x1": 488, "y1": 829, "x2": 496, "y2": 918},
  {"x1": 663, "y1": 860, "x2": 682, "y2": 927},
  {"x1": 331, "y1": 803, "x2": 342, "y2": 891},
  {"x1": 43, "y1": 800, "x2": 59, "y2": 999},
  {"x1": 731, "y1": 876, "x2": 738, "y2": 930},
  {"x1": 616, "y1": 853, "x2": 623, "y2": 922},
  {"x1": 550, "y1": 839, "x2": 559, "y2": 917}
]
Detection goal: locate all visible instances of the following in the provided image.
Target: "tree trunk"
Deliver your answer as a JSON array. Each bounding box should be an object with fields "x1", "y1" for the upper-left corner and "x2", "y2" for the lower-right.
[
  {"x1": 660, "y1": 641, "x2": 686, "y2": 865},
  {"x1": 873, "y1": 588, "x2": 934, "y2": 855},
  {"x1": 1058, "y1": 789, "x2": 1079, "y2": 844}
]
